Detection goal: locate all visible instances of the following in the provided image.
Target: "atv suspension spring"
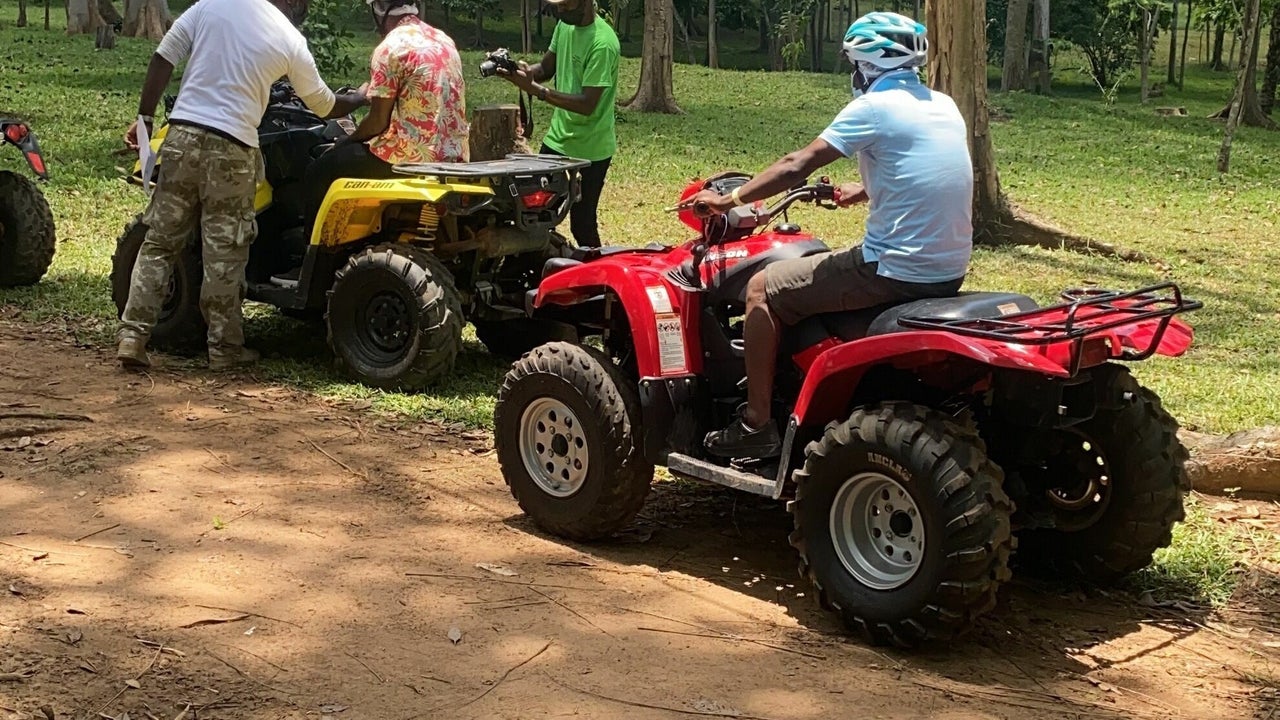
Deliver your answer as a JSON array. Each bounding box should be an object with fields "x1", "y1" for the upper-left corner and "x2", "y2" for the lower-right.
[{"x1": 416, "y1": 204, "x2": 440, "y2": 244}]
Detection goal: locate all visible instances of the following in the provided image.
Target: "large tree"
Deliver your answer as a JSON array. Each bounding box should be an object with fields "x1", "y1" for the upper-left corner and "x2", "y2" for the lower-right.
[
  {"x1": 1218, "y1": 0, "x2": 1267, "y2": 171},
  {"x1": 1001, "y1": 0, "x2": 1030, "y2": 91},
  {"x1": 122, "y1": 0, "x2": 171, "y2": 40},
  {"x1": 624, "y1": 0, "x2": 681, "y2": 112},
  {"x1": 1211, "y1": 0, "x2": 1274, "y2": 128},
  {"x1": 925, "y1": 0, "x2": 1008, "y2": 242},
  {"x1": 1261, "y1": 1, "x2": 1280, "y2": 115},
  {"x1": 66, "y1": 0, "x2": 103, "y2": 34}
]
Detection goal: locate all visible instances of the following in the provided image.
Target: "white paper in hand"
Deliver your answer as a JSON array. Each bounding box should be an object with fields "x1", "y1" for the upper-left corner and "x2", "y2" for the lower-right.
[{"x1": 136, "y1": 116, "x2": 158, "y2": 194}]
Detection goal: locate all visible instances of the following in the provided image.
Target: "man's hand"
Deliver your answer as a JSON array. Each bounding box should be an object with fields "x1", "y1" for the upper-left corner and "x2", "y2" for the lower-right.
[
  {"x1": 124, "y1": 118, "x2": 153, "y2": 151},
  {"x1": 836, "y1": 181, "x2": 869, "y2": 207},
  {"x1": 680, "y1": 189, "x2": 737, "y2": 217},
  {"x1": 497, "y1": 65, "x2": 537, "y2": 94}
]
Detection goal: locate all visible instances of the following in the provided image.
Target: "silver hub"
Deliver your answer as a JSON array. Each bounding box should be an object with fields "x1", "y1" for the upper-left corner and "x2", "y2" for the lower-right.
[
  {"x1": 829, "y1": 472, "x2": 925, "y2": 590},
  {"x1": 519, "y1": 398, "x2": 588, "y2": 498}
]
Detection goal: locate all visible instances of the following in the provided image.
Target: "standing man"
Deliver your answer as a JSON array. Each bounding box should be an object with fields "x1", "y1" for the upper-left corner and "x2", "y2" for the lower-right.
[
  {"x1": 119, "y1": 0, "x2": 366, "y2": 371},
  {"x1": 304, "y1": 0, "x2": 470, "y2": 230},
  {"x1": 498, "y1": 0, "x2": 619, "y2": 248},
  {"x1": 680, "y1": 12, "x2": 973, "y2": 458}
]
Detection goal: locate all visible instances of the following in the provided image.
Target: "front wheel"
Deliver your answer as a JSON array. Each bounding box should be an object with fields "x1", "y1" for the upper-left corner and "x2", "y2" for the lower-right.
[
  {"x1": 326, "y1": 244, "x2": 463, "y2": 390},
  {"x1": 789, "y1": 402, "x2": 1014, "y2": 647},
  {"x1": 0, "y1": 170, "x2": 56, "y2": 287},
  {"x1": 494, "y1": 342, "x2": 654, "y2": 541}
]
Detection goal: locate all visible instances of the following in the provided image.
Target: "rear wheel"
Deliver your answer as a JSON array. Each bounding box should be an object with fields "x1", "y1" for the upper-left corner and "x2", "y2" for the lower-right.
[
  {"x1": 110, "y1": 217, "x2": 206, "y2": 349},
  {"x1": 326, "y1": 243, "x2": 463, "y2": 390},
  {"x1": 790, "y1": 402, "x2": 1014, "y2": 647},
  {"x1": 0, "y1": 170, "x2": 56, "y2": 287},
  {"x1": 494, "y1": 342, "x2": 654, "y2": 541},
  {"x1": 1013, "y1": 364, "x2": 1190, "y2": 583}
]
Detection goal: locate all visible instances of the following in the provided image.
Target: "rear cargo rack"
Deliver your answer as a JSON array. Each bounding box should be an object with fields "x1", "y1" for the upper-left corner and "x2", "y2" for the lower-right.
[
  {"x1": 897, "y1": 282, "x2": 1203, "y2": 375},
  {"x1": 393, "y1": 153, "x2": 592, "y2": 179}
]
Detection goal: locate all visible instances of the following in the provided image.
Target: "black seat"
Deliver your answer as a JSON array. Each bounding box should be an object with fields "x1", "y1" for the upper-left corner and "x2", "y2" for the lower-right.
[
  {"x1": 814, "y1": 291, "x2": 1040, "y2": 342},
  {"x1": 542, "y1": 257, "x2": 583, "y2": 278}
]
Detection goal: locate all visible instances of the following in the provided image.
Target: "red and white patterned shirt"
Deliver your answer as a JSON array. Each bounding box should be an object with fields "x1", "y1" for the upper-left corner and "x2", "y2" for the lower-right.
[{"x1": 367, "y1": 17, "x2": 470, "y2": 164}]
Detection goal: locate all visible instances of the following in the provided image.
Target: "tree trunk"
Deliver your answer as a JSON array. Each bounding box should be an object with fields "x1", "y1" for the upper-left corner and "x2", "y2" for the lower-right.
[
  {"x1": 1261, "y1": 1, "x2": 1280, "y2": 114},
  {"x1": 66, "y1": 0, "x2": 102, "y2": 34},
  {"x1": 706, "y1": 0, "x2": 717, "y2": 68},
  {"x1": 1029, "y1": 0, "x2": 1050, "y2": 93},
  {"x1": 18, "y1": 0, "x2": 28, "y2": 27},
  {"x1": 1167, "y1": 0, "x2": 1178, "y2": 86},
  {"x1": 536, "y1": 2, "x2": 543, "y2": 39},
  {"x1": 1228, "y1": 26, "x2": 1238, "y2": 69},
  {"x1": 520, "y1": 0, "x2": 531, "y2": 54},
  {"x1": 1001, "y1": 0, "x2": 1030, "y2": 91},
  {"x1": 1140, "y1": 8, "x2": 1152, "y2": 103},
  {"x1": 473, "y1": 12, "x2": 483, "y2": 48},
  {"x1": 673, "y1": 5, "x2": 695, "y2": 64},
  {"x1": 95, "y1": 22, "x2": 115, "y2": 47},
  {"x1": 1211, "y1": 0, "x2": 1274, "y2": 128},
  {"x1": 624, "y1": 0, "x2": 682, "y2": 113},
  {"x1": 123, "y1": 0, "x2": 169, "y2": 40},
  {"x1": 1212, "y1": 22, "x2": 1226, "y2": 69},
  {"x1": 1219, "y1": 0, "x2": 1264, "y2": 172},
  {"x1": 925, "y1": 0, "x2": 1008, "y2": 244},
  {"x1": 468, "y1": 105, "x2": 531, "y2": 161},
  {"x1": 1179, "y1": 0, "x2": 1192, "y2": 88},
  {"x1": 758, "y1": 13, "x2": 768, "y2": 52}
]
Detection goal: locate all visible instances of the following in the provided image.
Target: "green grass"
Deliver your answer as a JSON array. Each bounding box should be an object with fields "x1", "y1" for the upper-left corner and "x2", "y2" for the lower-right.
[
  {"x1": 2, "y1": 4, "x2": 1279, "y2": 434},
  {"x1": 1131, "y1": 496, "x2": 1252, "y2": 607}
]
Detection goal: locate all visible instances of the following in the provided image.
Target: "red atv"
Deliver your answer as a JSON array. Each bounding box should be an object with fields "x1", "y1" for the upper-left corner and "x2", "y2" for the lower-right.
[
  {"x1": 0, "y1": 117, "x2": 55, "y2": 287},
  {"x1": 493, "y1": 172, "x2": 1201, "y2": 646}
]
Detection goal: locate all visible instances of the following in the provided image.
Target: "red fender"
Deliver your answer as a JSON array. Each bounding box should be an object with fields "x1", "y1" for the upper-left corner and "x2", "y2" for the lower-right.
[
  {"x1": 791, "y1": 332, "x2": 1075, "y2": 427},
  {"x1": 533, "y1": 260, "x2": 702, "y2": 378}
]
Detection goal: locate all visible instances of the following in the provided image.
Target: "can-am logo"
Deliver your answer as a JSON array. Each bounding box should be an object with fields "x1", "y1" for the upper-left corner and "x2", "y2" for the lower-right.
[{"x1": 705, "y1": 248, "x2": 749, "y2": 263}]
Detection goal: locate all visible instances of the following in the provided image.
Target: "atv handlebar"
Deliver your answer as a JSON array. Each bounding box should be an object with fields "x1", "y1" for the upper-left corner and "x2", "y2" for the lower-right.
[{"x1": 690, "y1": 178, "x2": 840, "y2": 234}]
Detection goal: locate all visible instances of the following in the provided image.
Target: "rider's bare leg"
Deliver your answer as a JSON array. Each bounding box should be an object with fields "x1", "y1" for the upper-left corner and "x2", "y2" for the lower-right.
[{"x1": 743, "y1": 271, "x2": 778, "y2": 429}]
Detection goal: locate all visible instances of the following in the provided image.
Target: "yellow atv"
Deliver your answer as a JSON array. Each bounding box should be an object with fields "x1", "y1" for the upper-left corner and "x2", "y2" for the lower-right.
[{"x1": 115, "y1": 81, "x2": 588, "y2": 389}]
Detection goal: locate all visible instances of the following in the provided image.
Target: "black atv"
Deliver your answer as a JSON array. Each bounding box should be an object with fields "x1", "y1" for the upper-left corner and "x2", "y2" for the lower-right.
[{"x1": 0, "y1": 118, "x2": 56, "y2": 287}]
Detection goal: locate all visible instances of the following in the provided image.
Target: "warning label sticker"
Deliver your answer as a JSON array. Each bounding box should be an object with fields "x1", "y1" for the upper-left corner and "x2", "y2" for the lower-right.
[
  {"x1": 655, "y1": 315, "x2": 686, "y2": 374},
  {"x1": 646, "y1": 285, "x2": 674, "y2": 314}
]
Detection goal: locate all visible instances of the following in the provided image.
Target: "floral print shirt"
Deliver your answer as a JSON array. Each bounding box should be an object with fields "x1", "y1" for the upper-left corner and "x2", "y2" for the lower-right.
[{"x1": 367, "y1": 18, "x2": 469, "y2": 164}]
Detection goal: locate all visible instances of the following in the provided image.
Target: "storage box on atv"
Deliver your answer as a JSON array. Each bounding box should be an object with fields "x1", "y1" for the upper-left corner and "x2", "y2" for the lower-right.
[{"x1": 394, "y1": 154, "x2": 590, "y2": 233}]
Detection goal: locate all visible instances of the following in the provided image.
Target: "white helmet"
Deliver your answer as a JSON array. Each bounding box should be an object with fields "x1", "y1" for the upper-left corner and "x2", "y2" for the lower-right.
[{"x1": 841, "y1": 12, "x2": 928, "y2": 72}]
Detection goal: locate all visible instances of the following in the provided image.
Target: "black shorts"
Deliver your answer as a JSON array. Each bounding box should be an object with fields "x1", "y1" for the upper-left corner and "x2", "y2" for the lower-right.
[{"x1": 763, "y1": 247, "x2": 965, "y2": 326}]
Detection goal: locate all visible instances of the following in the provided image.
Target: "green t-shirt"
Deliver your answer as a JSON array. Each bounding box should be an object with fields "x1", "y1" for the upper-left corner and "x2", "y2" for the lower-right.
[{"x1": 544, "y1": 16, "x2": 620, "y2": 162}]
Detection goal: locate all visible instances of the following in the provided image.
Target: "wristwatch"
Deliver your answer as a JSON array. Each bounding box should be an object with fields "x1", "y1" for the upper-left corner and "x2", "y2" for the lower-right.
[{"x1": 538, "y1": 85, "x2": 549, "y2": 102}]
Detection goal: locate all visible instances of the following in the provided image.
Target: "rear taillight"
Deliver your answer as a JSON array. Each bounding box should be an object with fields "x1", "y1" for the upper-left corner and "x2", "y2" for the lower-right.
[
  {"x1": 520, "y1": 190, "x2": 556, "y2": 209},
  {"x1": 4, "y1": 124, "x2": 29, "y2": 144}
]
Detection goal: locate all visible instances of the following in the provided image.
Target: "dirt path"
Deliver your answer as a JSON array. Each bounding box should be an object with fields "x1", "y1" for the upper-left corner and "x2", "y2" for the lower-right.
[{"x1": 1, "y1": 315, "x2": 1277, "y2": 720}]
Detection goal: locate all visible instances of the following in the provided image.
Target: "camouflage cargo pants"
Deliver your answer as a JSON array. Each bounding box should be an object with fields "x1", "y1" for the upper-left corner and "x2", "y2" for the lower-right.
[{"x1": 119, "y1": 125, "x2": 263, "y2": 363}]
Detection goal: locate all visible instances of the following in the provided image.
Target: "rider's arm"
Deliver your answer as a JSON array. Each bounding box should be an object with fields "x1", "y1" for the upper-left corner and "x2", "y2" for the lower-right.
[
  {"x1": 728, "y1": 138, "x2": 847, "y2": 205},
  {"x1": 341, "y1": 97, "x2": 395, "y2": 144},
  {"x1": 137, "y1": 7, "x2": 196, "y2": 118},
  {"x1": 731, "y1": 98, "x2": 876, "y2": 205},
  {"x1": 136, "y1": 54, "x2": 176, "y2": 120}
]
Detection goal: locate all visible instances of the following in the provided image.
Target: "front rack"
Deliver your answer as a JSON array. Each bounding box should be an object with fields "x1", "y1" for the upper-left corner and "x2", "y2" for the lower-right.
[{"x1": 896, "y1": 282, "x2": 1203, "y2": 376}]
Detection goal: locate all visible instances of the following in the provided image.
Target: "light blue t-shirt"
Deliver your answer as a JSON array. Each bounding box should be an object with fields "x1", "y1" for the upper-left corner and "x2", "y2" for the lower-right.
[{"x1": 818, "y1": 70, "x2": 974, "y2": 284}]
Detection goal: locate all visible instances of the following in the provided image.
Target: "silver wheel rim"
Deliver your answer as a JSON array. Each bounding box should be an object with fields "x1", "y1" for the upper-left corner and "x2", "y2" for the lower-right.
[
  {"x1": 829, "y1": 472, "x2": 925, "y2": 590},
  {"x1": 519, "y1": 398, "x2": 589, "y2": 498}
]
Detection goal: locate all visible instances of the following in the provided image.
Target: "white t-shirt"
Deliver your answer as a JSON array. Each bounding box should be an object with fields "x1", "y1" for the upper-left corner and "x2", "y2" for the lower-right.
[{"x1": 156, "y1": 0, "x2": 336, "y2": 148}]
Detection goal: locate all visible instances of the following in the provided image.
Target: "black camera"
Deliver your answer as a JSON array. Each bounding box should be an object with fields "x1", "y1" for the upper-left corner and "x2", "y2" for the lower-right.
[{"x1": 479, "y1": 48, "x2": 519, "y2": 78}]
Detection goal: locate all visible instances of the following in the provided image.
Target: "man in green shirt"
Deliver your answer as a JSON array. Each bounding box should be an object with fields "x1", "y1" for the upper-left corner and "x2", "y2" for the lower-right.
[{"x1": 498, "y1": 0, "x2": 619, "y2": 248}]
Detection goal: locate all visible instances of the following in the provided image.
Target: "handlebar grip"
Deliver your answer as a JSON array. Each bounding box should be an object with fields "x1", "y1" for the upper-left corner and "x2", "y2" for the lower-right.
[{"x1": 694, "y1": 201, "x2": 711, "y2": 215}]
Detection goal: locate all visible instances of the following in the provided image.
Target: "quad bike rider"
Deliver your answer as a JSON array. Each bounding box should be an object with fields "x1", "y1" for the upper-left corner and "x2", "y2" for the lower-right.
[
  {"x1": 119, "y1": 87, "x2": 588, "y2": 388},
  {"x1": 0, "y1": 117, "x2": 56, "y2": 287},
  {"x1": 492, "y1": 15, "x2": 1202, "y2": 647}
]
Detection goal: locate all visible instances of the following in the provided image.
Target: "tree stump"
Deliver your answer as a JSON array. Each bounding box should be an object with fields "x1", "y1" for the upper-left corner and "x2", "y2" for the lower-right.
[
  {"x1": 468, "y1": 104, "x2": 531, "y2": 162},
  {"x1": 95, "y1": 24, "x2": 116, "y2": 49}
]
